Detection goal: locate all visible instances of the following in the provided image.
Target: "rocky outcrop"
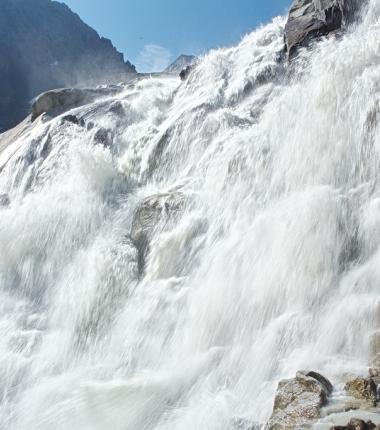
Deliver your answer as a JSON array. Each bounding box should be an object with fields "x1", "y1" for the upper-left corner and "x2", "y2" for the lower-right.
[
  {"x1": 266, "y1": 371, "x2": 332, "y2": 429},
  {"x1": 92, "y1": 127, "x2": 114, "y2": 147},
  {"x1": 179, "y1": 66, "x2": 194, "y2": 81},
  {"x1": 345, "y1": 378, "x2": 377, "y2": 405},
  {"x1": 31, "y1": 86, "x2": 122, "y2": 121},
  {"x1": 0, "y1": 0, "x2": 136, "y2": 131},
  {"x1": 284, "y1": 0, "x2": 362, "y2": 57},
  {"x1": 129, "y1": 192, "x2": 186, "y2": 275},
  {"x1": 345, "y1": 371, "x2": 380, "y2": 408}
]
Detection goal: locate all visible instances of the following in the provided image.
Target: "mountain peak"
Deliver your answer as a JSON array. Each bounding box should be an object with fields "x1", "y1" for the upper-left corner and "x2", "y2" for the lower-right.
[
  {"x1": 0, "y1": 0, "x2": 136, "y2": 131},
  {"x1": 165, "y1": 54, "x2": 196, "y2": 73}
]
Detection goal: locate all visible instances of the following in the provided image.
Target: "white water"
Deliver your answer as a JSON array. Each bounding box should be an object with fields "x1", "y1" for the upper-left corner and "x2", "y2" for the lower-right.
[{"x1": 1, "y1": 3, "x2": 380, "y2": 429}]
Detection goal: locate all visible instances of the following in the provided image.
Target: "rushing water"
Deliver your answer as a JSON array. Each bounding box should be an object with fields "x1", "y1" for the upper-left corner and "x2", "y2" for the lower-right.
[{"x1": 1, "y1": 2, "x2": 380, "y2": 429}]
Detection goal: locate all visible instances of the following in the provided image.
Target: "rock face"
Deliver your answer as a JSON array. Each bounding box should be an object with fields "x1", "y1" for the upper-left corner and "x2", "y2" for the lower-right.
[
  {"x1": 266, "y1": 371, "x2": 332, "y2": 429},
  {"x1": 0, "y1": 0, "x2": 136, "y2": 131},
  {"x1": 284, "y1": 0, "x2": 361, "y2": 56},
  {"x1": 31, "y1": 86, "x2": 122, "y2": 121}
]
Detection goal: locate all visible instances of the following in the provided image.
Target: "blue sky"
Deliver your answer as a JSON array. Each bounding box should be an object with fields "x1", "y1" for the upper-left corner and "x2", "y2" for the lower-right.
[{"x1": 63, "y1": 0, "x2": 291, "y2": 72}]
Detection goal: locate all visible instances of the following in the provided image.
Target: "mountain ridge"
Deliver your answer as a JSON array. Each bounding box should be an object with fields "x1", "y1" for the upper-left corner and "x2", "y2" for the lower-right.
[{"x1": 0, "y1": 0, "x2": 136, "y2": 132}]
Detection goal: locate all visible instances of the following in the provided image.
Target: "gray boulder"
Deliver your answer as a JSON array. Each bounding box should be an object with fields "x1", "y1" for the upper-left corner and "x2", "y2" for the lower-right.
[
  {"x1": 284, "y1": 0, "x2": 361, "y2": 57},
  {"x1": 31, "y1": 89, "x2": 90, "y2": 121},
  {"x1": 266, "y1": 371, "x2": 332, "y2": 429},
  {"x1": 31, "y1": 87, "x2": 121, "y2": 121}
]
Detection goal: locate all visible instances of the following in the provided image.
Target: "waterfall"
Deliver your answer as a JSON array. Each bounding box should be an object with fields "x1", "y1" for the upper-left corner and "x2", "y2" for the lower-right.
[{"x1": 1, "y1": 2, "x2": 380, "y2": 429}]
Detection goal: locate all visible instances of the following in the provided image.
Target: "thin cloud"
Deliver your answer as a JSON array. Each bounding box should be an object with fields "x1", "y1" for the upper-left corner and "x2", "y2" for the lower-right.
[{"x1": 135, "y1": 44, "x2": 172, "y2": 73}]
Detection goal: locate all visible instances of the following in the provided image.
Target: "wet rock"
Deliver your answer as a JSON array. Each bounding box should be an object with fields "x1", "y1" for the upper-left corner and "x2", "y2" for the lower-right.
[
  {"x1": 87, "y1": 121, "x2": 95, "y2": 131},
  {"x1": 61, "y1": 114, "x2": 85, "y2": 127},
  {"x1": 31, "y1": 86, "x2": 122, "y2": 121},
  {"x1": 0, "y1": 193, "x2": 10, "y2": 206},
  {"x1": 130, "y1": 192, "x2": 185, "y2": 275},
  {"x1": 300, "y1": 370, "x2": 334, "y2": 394},
  {"x1": 284, "y1": 0, "x2": 361, "y2": 57},
  {"x1": 93, "y1": 127, "x2": 114, "y2": 147},
  {"x1": 179, "y1": 65, "x2": 193, "y2": 81},
  {"x1": 32, "y1": 88, "x2": 89, "y2": 121},
  {"x1": 108, "y1": 101, "x2": 124, "y2": 117},
  {"x1": 345, "y1": 377, "x2": 377, "y2": 405},
  {"x1": 266, "y1": 371, "x2": 332, "y2": 429},
  {"x1": 331, "y1": 418, "x2": 378, "y2": 430}
]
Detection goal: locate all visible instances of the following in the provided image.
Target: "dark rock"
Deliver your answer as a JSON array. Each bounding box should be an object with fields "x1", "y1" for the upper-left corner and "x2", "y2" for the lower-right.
[
  {"x1": 61, "y1": 114, "x2": 85, "y2": 127},
  {"x1": 284, "y1": 0, "x2": 362, "y2": 57},
  {"x1": 87, "y1": 121, "x2": 95, "y2": 131},
  {"x1": 108, "y1": 101, "x2": 125, "y2": 117},
  {"x1": 93, "y1": 127, "x2": 114, "y2": 147},
  {"x1": 0, "y1": 194, "x2": 10, "y2": 206},
  {"x1": 179, "y1": 65, "x2": 193, "y2": 81},
  {"x1": 300, "y1": 370, "x2": 334, "y2": 394},
  {"x1": 266, "y1": 371, "x2": 332, "y2": 429},
  {"x1": 0, "y1": 0, "x2": 136, "y2": 131}
]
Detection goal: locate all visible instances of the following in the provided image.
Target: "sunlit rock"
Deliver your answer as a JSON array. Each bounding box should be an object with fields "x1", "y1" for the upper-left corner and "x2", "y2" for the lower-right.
[
  {"x1": 266, "y1": 371, "x2": 332, "y2": 429},
  {"x1": 345, "y1": 377, "x2": 377, "y2": 406}
]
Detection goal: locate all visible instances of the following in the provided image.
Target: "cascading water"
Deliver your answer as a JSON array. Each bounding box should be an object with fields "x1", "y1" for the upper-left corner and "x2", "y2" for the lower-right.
[{"x1": 1, "y1": 2, "x2": 380, "y2": 429}]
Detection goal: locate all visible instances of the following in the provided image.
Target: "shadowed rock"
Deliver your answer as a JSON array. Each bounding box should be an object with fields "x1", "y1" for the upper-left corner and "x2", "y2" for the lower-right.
[
  {"x1": 180, "y1": 65, "x2": 193, "y2": 81},
  {"x1": 284, "y1": 0, "x2": 362, "y2": 57},
  {"x1": 93, "y1": 127, "x2": 114, "y2": 147},
  {"x1": 0, "y1": 0, "x2": 136, "y2": 131}
]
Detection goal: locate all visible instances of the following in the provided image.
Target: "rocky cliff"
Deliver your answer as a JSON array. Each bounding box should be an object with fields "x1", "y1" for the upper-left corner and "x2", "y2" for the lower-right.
[
  {"x1": 284, "y1": 0, "x2": 363, "y2": 56},
  {"x1": 0, "y1": 0, "x2": 136, "y2": 132}
]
